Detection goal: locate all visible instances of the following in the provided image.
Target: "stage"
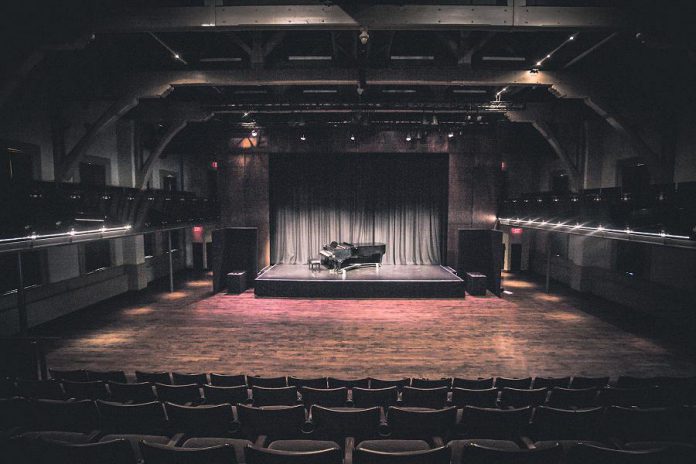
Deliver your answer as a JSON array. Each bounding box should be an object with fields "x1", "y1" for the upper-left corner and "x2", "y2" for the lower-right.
[{"x1": 254, "y1": 264, "x2": 465, "y2": 298}]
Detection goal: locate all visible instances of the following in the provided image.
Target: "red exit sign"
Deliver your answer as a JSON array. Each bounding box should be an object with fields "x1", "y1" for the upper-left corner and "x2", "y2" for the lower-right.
[{"x1": 511, "y1": 227, "x2": 523, "y2": 235}]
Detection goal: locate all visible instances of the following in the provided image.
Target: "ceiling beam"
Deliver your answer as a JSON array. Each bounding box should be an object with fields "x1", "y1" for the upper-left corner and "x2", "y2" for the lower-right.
[{"x1": 94, "y1": 3, "x2": 627, "y2": 33}]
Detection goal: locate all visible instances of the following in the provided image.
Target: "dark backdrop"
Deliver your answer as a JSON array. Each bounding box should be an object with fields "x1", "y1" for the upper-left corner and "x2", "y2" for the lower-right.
[{"x1": 270, "y1": 153, "x2": 448, "y2": 265}]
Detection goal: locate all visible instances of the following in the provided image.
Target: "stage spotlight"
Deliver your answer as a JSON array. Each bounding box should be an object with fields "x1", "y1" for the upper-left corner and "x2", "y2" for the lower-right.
[
  {"x1": 350, "y1": 134, "x2": 355, "y2": 141},
  {"x1": 242, "y1": 112, "x2": 250, "y2": 118},
  {"x1": 405, "y1": 133, "x2": 412, "y2": 142},
  {"x1": 300, "y1": 134, "x2": 306, "y2": 141},
  {"x1": 251, "y1": 129, "x2": 258, "y2": 137},
  {"x1": 447, "y1": 132, "x2": 454, "y2": 138}
]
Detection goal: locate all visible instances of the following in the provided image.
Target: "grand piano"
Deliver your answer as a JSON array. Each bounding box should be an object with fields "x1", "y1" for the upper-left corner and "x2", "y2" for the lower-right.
[{"x1": 319, "y1": 241, "x2": 386, "y2": 272}]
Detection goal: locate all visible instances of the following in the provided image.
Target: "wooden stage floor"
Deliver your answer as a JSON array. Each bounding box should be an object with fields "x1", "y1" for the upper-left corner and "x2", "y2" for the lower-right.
[{"x1": 35, "y1": 272, "x2": 696, "y2": 380}]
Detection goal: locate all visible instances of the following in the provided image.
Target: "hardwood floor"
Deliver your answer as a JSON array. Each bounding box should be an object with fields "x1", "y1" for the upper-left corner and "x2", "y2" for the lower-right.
[{"x1": 36, "y1": 272, "x2": 696, "y2": 380}]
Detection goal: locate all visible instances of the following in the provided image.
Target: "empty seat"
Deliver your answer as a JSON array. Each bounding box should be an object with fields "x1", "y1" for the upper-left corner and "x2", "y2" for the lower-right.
[
  {"x1": 37, "y1": 437, "x2": 138, "y2": 464},
  {"x1": 530, "y1": 406, "x2": 605, "y2": 447},
  {"x1": 164, "y1": 402, "x2": 236, "y2": 437},
  {"x1": 209, "y1": 373, "x2": 247, "y2": 387},
  {"x1": 246, "y1": 444, "x2": 343, "y2": 464},
  {"x1": 451, "y1": 388, "x2": 499, "y2": 408},
  {"x1": 532, "y1": 377, "x2": 571, "y2": 389},
  {"x1": 252, "y1": 386, "x2": 298, "y2": 407},
  {"x1": 400, "y1": 386, "x2": 449, "y2": 409},
  {"x1": 566, "y1": 443, "x2": 692, "y2": 464},
  {"x1": 598, "y1": 386, "x2": 659, "y2": 407},
  {"x1": 499, "y1": 387, "x2": 548, "y2": 408},
  {"x1": 140, "y1": 440, "x2": 239, "y2": 464},
  {"x1": 87, "y1": 370, "x2": 128, "y2": 384},
  {"x1": 328, "y1": 377, "x2": 370, "y2": 389},
  {"x1": 448, "y1": 440, "x2": 520, "y2": 464},
  {"x1": 134, "y1": 371, "x2": 171, "y2": 385},
  {"x1": 495, "y1": 377, "x2": 533, "y2": 389},
  {"x1": 301, "y1": 387, "x2": 348, "y2": 408},
  {"x1": 288, "y1": 377, "x2": 327, "y2": 389},
  {"x1": 458, "y1": 442, "x2": 562, "y2": 464},
  {"x1": 62, "y1": 380, "x2": 110, "y2": 400},
  {"x1": 546, "y1": 387, "x2": 598, "y2": 409},
  {"x1": 96, "y1": 400, "x2": 168, "y2": 435},
  {"x1": 107, "y1": 381, "x2": 156, "y2": 403},
  {"x1": 248, "y1": 376, "x2": 287, "y2": 388},
  {"x1": 22, "y1": 399, "x2": 100, "y2": 444},
  {"x1": 49, "y1": 369, "x2": 88, "y2": 382},
  {"x1": 603, "y1": 406, "x2": 682, "y2": 446},
  {"x1": 354, "y1": 444, "x2": 451, "y2": 464},
  {"x1": 181, "y1": 437, "x2": 252, "y2": 464},
  {"x1": 204, "y1": 384, "x2": 249, "y2": 405},
  {"x1": 569, "y1": 376, "x2": 609, "y2": 389},
  {"x1": 309, "y1": 405, "x2": 382, "y2": 444},
  {"x1": 16, "y1": 379, "x2": 65, "y2": 400},
  {"x1": 617, "y1": 376, "x2": 660, "y2": 388},
  {"x1": 411, "y1": 378, "x2": 452, "y2": 389},
  {"x1": 1, "y1": 397, "x2": 33, "y2": 434},
  {"x1": 385, "y1": 406, "x2": 457, "y2": 442},
  {"x1": 236, "y1": 404, "x2": 307, "y2": 443},
  {"x1": 369, "y1": 378, "x2": 409, "y2": 391},
  {"x1": 452, "y1": 378, "x2": 494, "y2": 390},
  {"x1": 172, "y1": 372, "x2": 208, "y2": 386},
  {"x1": 459, "y1": 406, "x2": 532, "y2": 440},
  {"x1": 353, "y1": 387, "x2": 399, "y2": 408},
  {"x1": 154, "y1": 382, "x2": 202, "y2": 405}
]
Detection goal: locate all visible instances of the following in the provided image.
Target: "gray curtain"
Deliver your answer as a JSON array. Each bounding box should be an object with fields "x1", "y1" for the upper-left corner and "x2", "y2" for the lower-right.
[{"x1": 270, "y1": 153, "x2": 448, "y2": 265}]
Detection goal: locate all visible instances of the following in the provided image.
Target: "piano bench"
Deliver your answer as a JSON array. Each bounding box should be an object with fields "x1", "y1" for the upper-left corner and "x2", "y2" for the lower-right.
[{"x1": 309, "y1": 259, "x2": 322, "y2": 271}]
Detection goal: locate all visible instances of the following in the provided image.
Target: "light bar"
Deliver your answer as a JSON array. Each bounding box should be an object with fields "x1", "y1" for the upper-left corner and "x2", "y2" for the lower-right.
[
  {"x1": 0, "y1": 225, "x2": 133, "y2": 244},
  {"x1": 200, "y1": 57, "x2": 243, "y2": 62},
  {"x1": 302, "y1": 89, "x2": 338, "y2": 94},
  {"x1": 391, "y1": 55, "x2": 435, "y2": 60},
  {"x1": 482, "y1": 56, "x2": 526, "y2": 61},
  {"x1": 499, "y1": 218, "x2": 690, "y2": 241},
  {"x1": 288, "y1": 55, "x2": 332, "y2": 61},
  {"x1": 453, "y1": 89, "x2": 487, "y2": 94},
  {"x1": 382, "y1": 89, "x2": 417, "y2": 94}
]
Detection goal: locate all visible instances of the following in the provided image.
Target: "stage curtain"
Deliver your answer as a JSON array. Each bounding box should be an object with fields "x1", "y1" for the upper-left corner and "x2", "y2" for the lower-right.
[{"x1": 270, "y1": 153, "x2": 448, "y2": 265}]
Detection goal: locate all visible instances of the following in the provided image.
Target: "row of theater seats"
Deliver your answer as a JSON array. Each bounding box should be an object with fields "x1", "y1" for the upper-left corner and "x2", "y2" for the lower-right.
[
  {"x1": 3, "y1": 371, "x2": 694, "y2": 410},
  {"x1": 2, "y1": 397, "x2": 695, "y2": 464}
]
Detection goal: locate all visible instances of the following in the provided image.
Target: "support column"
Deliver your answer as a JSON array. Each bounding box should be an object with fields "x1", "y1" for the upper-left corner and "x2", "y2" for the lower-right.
[
  {"x1": 16, "y1": 252, "x2": 28, "y2": 335},
  {"x1": 168, "y1": 231, "x2": 174, "y2": 292}
]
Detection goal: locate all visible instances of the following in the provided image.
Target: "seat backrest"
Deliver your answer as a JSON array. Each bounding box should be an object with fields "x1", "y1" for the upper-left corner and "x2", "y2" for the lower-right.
[
  {"x1": 210, "y1": 373, "x2": 247, "y2": 387},
  {"x1": 386, "y1": 406, "x2": 458, "y2": 440},
  {"x1": 616, "y1": 376, "x2": 660, "y2": 388},
  {"x1": 301, "y1": 387, "x2": 347, "y2": 408},
  {"x1": 96, "y1": 400, "x2": 167, "y2": 434},
  {"x1": 598, "y1": 386, "x2": 659, "y2": 407},
  {"x1": 352, "y1": 387, "x2": 399, "y2": 408},
  {"x1": 164, "y1": 402, "x2": 235, "y2": 437},
  {"x1": 87, "y1": 370, "x2": 128, "y2": 384},
  {"x1": 499, "y1": 387, "x2": 548, "y2": 408},
  {"x1": 603, "y1": 406, "x2": 675, "y2": 443},
  {"x1": 62, "y1": 380, "x2": 110, "y2": 400},
  {"x1": 452, "y1": 378, "x2": 494, "y2": 390},
  {"x1": 49, "y1": 369, "x2": 88, "y2": 382},
  {"x1": 236, "y1": 404, "x2": 306, "y2": 440},
  {"x1": 459, "y1": 442, "x2": 562, "y2": 464},
  {"x1": 532, "y1": 377, "x2": 571, "y2": 389},
  {"x1": 135, "y1": 371, "x2": 172, "y2": 385},
  {"x1": 566, "y1": 443, "x2": 683, "y2": 464},
  {"x1": 545, "y1": 387, "x2": 598, "y2": 409},
  {"x1": 451, "y1": 388, "x2": 499, "y2": 408},
  {"x1": 39, "y1": 437, "x2": 137, "y2": 464},
  {"x1": 410, "y1": 378, "x2": 452, "y2": 389},
  {"x1": 32, "y1": 399, "x2": 99, "y2": 432},
  {"x1": 0, "y1": 377, "x2": 16, "y2": 397},
  {"x1": 107, "y1": 381, "x2": 156, "y2": 403},
  {"x1": 327, "y1": 377, "x2": 370, "y2": 389},
  {"x1": 155, "y1": 383, "x2": 202, "y2": 404},
  {"x1": 252, "y1": 386, "x2": 298, "y2": 407},
  {"x1": 245, "y1": 444, "x2": 342, "y2": 464},
  {"x1": 569, "y1": 376, "x2": 609, "y2": 389},
  {"x1": 311, "y1": 405, "x2": 381, "y2": 441},
  {"x1": 203, "y1": 384, "x2": 249, "y2": 405},
  {"x1": 172, "y1": 372, "x2": 209, "y2": 386},
  {"x1": 369, "y1": 378, "x2": 409, "y2": 391},
  {"x1": 354, "y1": 445, "x2": 451, "y2": 464},
  {"x1": 140, "y1": 440, "x2": 239, "y2": 464},
  {"x1": 459, "y1": 406, "x2": 532, "y2": 439},
  {"x1": 0, "y1": 397, "x2": 33, "y2": 430},
  {"x1": 401, "y1": 386, "x2": 449, "y2": 409},
  {"x1": 531, "y1": 406, "x2": 604, "y2": 440},
  {"x1": 495, "y1": 377, "x2": 533, "y2": 390},
  {"x1": 288, "y1": 377, "x2": 328, "y2": 389},
  {"x1": 248, "y1": 376, "x2": 288, "y2": 388}
]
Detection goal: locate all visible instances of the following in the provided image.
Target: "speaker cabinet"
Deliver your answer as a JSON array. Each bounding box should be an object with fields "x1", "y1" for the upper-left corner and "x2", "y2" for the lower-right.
[
  {"x1": 457, "y1": 229, "x2": 503, "y2": 296},
  {"x1": 212, "y1": 227, "x2": 258, "y2": 293}
]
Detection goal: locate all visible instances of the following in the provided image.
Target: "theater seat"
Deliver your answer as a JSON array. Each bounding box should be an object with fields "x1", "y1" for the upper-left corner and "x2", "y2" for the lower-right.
[
  {"x1": 245, "y1": 444, "x2": 343, "y2": 464},
  {"x1": 39, "y1": 437, "x2": 138, "y2": 464},
  {"x1": 204, "y1": 384, "x2": 249, "y2": 405},
  {"x1": 107, "y1": 381, "x2": 156, "y2": 403},
  {"x1": 182, "y1": 437, "x2": 252, "y2": 464},
  {"x1": 459, "y1": 442, "x2": 563, "y2": 464},
  {"x1": 140, "y1": 440, "x2": 239, "y2": 464},
  {"x1": 354, "y1": 444, "x2": 450, "y2": 464},
  {"x1": 268, "y1": 439, "x2": 341, "y2": 452},
  {"x1": 357, "y1": 439, "x2": 431, "y2": 453},
  {"x1": 448, "y1": 439, "x2": 520, "y2": 464},
  {"x1": 566, "y1": 443, "x2": 693, "y2": 464}
]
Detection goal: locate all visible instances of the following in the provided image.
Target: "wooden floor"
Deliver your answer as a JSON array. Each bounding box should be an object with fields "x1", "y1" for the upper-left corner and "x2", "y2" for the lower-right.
[{"x1": 36, "y1": 272, "x2": 696, "y2": 380}]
